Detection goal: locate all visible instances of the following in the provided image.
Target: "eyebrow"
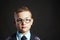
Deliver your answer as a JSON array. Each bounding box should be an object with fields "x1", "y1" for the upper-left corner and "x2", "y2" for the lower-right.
[{"x1": 18, "y1": 17, "x2": 31, "y2": 19}]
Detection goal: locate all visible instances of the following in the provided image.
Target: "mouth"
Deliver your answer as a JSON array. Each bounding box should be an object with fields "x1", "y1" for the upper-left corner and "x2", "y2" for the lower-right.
[{"x1": 22, "y1": 26, "x2": 26, "y2": 29}]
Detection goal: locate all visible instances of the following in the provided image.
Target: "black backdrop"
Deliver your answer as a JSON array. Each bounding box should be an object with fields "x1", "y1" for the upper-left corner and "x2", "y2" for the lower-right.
[{"x1": 0, "y1": 0, "x2": 59, "y2": 40}]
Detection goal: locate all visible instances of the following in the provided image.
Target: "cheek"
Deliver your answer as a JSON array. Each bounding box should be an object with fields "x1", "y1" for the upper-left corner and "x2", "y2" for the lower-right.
[
  {"x1": 17, "y1": 23, "x2": 22, "y2": 27},
  {"x1": 27, "y1": 23, "x2": 32, "y2": 28},
  {"x1": 16, "y1": 22, "x2": 21, "y2": 27},
  {"x1": 16, "y1": 23, "x2": 22, "y2": 30}
]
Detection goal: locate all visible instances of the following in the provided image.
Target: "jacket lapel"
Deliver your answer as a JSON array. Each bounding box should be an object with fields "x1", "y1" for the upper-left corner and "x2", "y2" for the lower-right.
[{"x1": 30, "y1": 33, "x2": 35, "y2": 40}]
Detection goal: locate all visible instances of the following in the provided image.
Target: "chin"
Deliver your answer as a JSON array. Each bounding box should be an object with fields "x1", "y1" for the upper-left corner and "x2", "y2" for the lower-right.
[
  {"x1": 22, "y1": 29, "x2": 28, "y2": 33},
  {"x1": 21, "y1": 31, "x2": 27, "y2": 33},
  {"x1": 19, "y1": 28, "x2": 29, "y2": 33}
]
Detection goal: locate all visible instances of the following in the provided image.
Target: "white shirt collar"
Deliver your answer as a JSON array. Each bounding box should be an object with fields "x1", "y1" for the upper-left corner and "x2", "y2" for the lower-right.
[{"x1": 16, "y1": 31, "x2": 31, "y2": 40}]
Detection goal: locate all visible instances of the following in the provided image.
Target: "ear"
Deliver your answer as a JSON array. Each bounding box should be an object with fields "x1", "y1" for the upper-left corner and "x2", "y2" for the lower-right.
[{"x1": 31, "y1": 18, "x2": 33, "y2": 25}]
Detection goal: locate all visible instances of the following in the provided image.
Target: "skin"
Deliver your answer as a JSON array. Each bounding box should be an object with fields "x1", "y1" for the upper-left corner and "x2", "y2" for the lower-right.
[{"x1": 14, "y1": 11, "x2": 33, "y2": 35}]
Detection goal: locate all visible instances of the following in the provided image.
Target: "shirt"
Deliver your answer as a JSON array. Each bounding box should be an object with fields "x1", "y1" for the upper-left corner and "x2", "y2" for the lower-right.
[{"x1": 16, "y1": 31, "x2": 31, "y2": 40}]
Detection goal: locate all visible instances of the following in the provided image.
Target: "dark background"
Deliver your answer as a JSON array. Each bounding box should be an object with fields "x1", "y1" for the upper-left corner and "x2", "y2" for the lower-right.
[{"x1": 0, "y1": 0, "x2": 59, "y2": 40}]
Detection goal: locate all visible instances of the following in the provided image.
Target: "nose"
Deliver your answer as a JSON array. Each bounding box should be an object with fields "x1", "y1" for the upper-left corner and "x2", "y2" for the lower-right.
[{"x1": 21, "y1": 21, "x2": 26, "y2": 25}]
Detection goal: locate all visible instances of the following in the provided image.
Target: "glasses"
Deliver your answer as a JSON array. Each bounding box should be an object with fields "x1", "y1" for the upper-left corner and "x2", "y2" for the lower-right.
[{"x1": 17, "y1": 18, "x2": 32, "y2": 23}]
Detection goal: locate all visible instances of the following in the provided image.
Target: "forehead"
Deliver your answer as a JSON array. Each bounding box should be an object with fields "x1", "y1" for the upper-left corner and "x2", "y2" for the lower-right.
[{"x1": 16, "y1": 11, "x2": 32, "y2": 19}]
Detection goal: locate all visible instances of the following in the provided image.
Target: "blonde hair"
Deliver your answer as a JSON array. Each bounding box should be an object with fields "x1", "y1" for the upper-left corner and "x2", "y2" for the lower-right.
[
  {"x1": 14, "y1": 6, "x2": 33, "y2": 18},
  {"x1": 15, "y1": 6, "x2": 31, "y2": 14}
]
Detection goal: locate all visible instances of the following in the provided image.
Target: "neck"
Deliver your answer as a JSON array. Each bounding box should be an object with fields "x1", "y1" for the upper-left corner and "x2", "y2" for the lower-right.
[{"x1": 18, "y1": 30, "x2": 30, "y2": 35}]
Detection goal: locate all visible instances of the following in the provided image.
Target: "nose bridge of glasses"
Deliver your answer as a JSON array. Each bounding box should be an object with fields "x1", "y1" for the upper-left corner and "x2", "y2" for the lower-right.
[
  {"x1": 21, "y1": 19, "x2": 27, "y2": 25},
  {"x1": 21, "y1": 19, "x2": 26, "y2": 23}
]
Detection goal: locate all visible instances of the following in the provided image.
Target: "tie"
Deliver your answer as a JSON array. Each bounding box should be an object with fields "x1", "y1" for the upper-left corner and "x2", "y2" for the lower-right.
[{"x1": 21, "y1": 36, "x2": 27, "y2": 40}]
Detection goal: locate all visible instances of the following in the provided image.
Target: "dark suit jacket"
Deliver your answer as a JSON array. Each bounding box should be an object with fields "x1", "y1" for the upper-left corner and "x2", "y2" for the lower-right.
[{"x1": 6, "y1": 32, "x2": 40, "y2": 40}]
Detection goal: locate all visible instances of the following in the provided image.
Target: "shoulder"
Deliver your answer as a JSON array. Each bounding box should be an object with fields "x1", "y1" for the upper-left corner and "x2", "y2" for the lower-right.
[
  {"x1": 31, "y1": 32, "x2": 40, "y2": 40},
  {"x1": 6, "y1": 36, "x2": 12, "y2": 40},
  {"x1": 5, "y1": 33, "x2": 16, "y2": 40}
]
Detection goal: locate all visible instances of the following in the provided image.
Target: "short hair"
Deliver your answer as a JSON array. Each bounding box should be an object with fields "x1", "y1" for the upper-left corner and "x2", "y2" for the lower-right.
[
  {"x1": 14, "y1": 6, "x2": 33, "y2": 18},
  {"x1": 15, "y1": 6, "x2": 31, "y2": 14}
]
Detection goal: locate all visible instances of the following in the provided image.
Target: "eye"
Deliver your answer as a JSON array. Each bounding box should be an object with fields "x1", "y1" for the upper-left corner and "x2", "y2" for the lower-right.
[
  {"x1": 26, "y1": 19, "x2": 29, "y2": 21},
  {"x1": 26, "y1": 19, "x2": 31, "y2": 21},
  {"x1": 17, "y1": 19, "x2": 22, "y2": 22}
]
